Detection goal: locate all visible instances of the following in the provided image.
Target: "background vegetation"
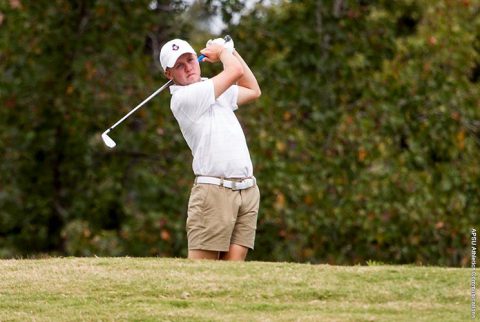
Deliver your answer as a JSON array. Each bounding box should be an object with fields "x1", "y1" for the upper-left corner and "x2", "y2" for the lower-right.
[
  {"x1": 0, "y1": 257, "x2": 468, "y2": 321},
  {"x1": 1, "y1": 0, "x2": 479, "y2": 266}
]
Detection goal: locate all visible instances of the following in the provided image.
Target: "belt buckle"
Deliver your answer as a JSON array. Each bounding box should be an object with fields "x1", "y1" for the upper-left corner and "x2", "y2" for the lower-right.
[{"x1": 231, "y1": 180, "x2": 238, "y2": 190}]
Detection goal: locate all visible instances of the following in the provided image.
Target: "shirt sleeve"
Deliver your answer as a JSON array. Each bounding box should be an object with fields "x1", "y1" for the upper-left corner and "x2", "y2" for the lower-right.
[
  {"x1": 226, "y1": 85, "x2": 239, "y2": 111},
  {"x1": 171, "y1": 79, "x2": 216, "y2": 123}
]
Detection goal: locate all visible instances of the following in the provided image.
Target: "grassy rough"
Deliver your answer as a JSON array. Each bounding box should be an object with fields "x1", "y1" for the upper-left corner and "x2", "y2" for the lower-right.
[{"x1": 0, "y1": 258, "x2": 470, "y2": 321}]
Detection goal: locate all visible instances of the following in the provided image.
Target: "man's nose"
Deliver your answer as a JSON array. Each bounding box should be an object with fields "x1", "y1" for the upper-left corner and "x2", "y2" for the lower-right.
[{"x1": 185, "y1": 62, "x2": 194, "y2": 72}]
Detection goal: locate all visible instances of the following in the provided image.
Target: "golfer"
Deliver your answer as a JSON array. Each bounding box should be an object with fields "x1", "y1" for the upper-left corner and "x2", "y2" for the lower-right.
[{"x1": 159, "y1": 37, "x2": 261, "y2": 261}]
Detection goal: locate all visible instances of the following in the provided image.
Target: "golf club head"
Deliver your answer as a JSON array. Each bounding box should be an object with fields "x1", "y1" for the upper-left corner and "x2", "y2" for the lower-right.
[{"x1": 101, "y1": 130, "x2": 116, "y2": 148}]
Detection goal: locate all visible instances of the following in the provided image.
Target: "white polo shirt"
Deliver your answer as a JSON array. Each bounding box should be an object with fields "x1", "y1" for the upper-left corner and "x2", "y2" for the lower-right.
[{"x1": 169, "y1": 78, "x2": 253, "y2": 178}]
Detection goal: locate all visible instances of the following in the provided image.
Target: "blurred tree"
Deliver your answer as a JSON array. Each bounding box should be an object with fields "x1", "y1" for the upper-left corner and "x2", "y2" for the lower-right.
[
  {"x1": 0, "y1": 0, "x2": 210, "y2": 257},
  {"x1": 224, "y1": 0, "x2": 480, "y2": 265},
  {"x1": 1, "y1": 0, "x2": 479, "y2": 266}
]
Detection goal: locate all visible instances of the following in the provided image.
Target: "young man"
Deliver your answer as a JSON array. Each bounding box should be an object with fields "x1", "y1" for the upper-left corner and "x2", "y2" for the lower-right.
[{"x1": 159, "y1": 37, "x2": 261, "y2": 261}]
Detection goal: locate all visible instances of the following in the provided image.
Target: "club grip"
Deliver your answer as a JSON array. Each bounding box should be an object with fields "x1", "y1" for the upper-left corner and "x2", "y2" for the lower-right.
[{"x1": 197, "y1": 36, "x2": 230, "y2": 62}]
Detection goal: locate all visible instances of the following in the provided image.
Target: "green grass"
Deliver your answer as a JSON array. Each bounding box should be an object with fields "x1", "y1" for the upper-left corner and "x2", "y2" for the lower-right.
[{"x1": 0, "y1": 257, "x2": 470, "y2": 321}]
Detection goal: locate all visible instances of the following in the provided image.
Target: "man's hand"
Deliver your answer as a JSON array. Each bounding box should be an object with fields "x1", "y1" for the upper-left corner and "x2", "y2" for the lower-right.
[
  {"x1": 202, "y1": 38, "x2": 243, "y2": 99},
  {"x1": 200, "y1": 43, "x2": 225, "y2": 63},
  {"x1": 207, "y1": 37, "x2": 235, "y2": 53}
]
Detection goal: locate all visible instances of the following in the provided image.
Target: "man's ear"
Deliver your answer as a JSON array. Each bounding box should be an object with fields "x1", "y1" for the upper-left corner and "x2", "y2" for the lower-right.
[{"x1": 164, "y1": 69, "x2": 173, "y2": 80}]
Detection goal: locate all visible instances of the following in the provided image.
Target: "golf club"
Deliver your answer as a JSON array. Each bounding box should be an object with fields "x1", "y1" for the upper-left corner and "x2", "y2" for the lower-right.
[
  {"x1": 102, "y1": 35, "x2": 232, "y2": 148},
  {"x1": 101, "y1": 57, "x2": 201, "y2": 148}
]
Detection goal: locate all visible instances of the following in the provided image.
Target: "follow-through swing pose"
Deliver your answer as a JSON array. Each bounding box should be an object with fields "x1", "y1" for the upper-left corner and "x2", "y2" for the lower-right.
[{"x1": 160, "y1": 36, "x2": 261, "y2": 261}]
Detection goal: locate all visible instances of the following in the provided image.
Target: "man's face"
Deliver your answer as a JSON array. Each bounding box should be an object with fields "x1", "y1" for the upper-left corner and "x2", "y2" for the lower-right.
[{"x1": 165, "y1": 53, "x2": 201, "y2": 85}]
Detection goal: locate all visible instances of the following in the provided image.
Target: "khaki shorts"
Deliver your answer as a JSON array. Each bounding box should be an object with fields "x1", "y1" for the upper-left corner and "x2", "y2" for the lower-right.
[{"x1": 186, "y1": 181, "x2": 260, "y2": 252}]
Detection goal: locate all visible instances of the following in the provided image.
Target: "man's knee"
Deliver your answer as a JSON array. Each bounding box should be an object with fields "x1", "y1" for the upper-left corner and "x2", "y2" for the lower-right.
[
  {"x1": 188, "y1": 250, "x2": 220, "y2": 260},
  {"x1": 221, "y1": 244, "x2": 249, "y2": 261}
]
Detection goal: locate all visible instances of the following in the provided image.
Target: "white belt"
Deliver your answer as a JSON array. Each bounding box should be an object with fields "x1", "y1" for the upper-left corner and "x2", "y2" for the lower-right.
[{"x1": 195, "y1": 176, "x2": 256, "y2": 191}]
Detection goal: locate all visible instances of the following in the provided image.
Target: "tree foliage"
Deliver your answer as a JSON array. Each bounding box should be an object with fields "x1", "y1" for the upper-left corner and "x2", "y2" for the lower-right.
[
  {"x1": 1, "y1": 0, "x2": 479, "y2": 265},
  {"x1": 229, "y1": 0, "x2": 480, "y2": 265},
  {"x1": 0, "y1": 0, "x2": 201, "y2": 257}
]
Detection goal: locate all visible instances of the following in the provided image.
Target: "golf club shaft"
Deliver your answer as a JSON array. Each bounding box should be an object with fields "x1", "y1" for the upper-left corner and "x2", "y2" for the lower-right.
[
  {"x1": 107, "y1": 54, "x2": 206, "y2": 131},
  {"x1": 107, "y1": 79, "x2": 172, "y2": 131}
]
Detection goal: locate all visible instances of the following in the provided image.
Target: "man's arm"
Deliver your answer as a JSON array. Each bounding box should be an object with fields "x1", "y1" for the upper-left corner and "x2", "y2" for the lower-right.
[
  {"x1": 200, "y1": 44, "x2": 244, "y2": 99},
  {"x1": 233, "y1": 51, "x2": 261, "y2": 106}
]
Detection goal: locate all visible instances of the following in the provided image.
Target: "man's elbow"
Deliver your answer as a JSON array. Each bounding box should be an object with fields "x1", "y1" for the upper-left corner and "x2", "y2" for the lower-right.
[{"x1": 252, "y1": 88, "x2": 261, "y2": 100}]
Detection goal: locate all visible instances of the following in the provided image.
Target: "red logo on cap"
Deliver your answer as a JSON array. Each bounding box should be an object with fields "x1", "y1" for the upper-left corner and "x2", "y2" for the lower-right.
[{"x1": 172, "y1": 44, "x2": 179, "y2": 51}]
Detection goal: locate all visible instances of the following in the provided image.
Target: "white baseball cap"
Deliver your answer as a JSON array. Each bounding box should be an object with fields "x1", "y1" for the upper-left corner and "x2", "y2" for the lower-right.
[{"x1": 159, "y1": 39, "x2": 197, "y2": 71}]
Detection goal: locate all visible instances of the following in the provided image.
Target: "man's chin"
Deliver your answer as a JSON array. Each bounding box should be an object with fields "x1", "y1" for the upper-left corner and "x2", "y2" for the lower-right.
[
  {"x1": 186, "y1": 75, "x2": 200, "y2": 84},
  {"x1": 176, "y1": 76, "x2": 200, "y2": 86}
]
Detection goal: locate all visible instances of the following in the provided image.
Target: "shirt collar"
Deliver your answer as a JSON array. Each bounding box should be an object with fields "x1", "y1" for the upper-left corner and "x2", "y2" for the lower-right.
[{"x1": 169, "y1": 77, "x2": 208, "y2": 94}]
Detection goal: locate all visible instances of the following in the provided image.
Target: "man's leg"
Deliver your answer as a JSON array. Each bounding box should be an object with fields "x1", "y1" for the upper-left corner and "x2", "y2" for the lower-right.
[
  {"x1": 220, "y1": 244, "x2": 249, "y2": 261},
  {"x1": 225, "y1": 185, "x2": 260, "y2": 261},
  {"x1": 188, "y1": 250, "x2": 220, "y2": 260}
]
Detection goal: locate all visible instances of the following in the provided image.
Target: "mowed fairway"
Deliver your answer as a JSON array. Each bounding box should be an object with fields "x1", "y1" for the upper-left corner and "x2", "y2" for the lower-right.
[{"x1": 0, "y1": 258, "x2": 469, "y2": 321}]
